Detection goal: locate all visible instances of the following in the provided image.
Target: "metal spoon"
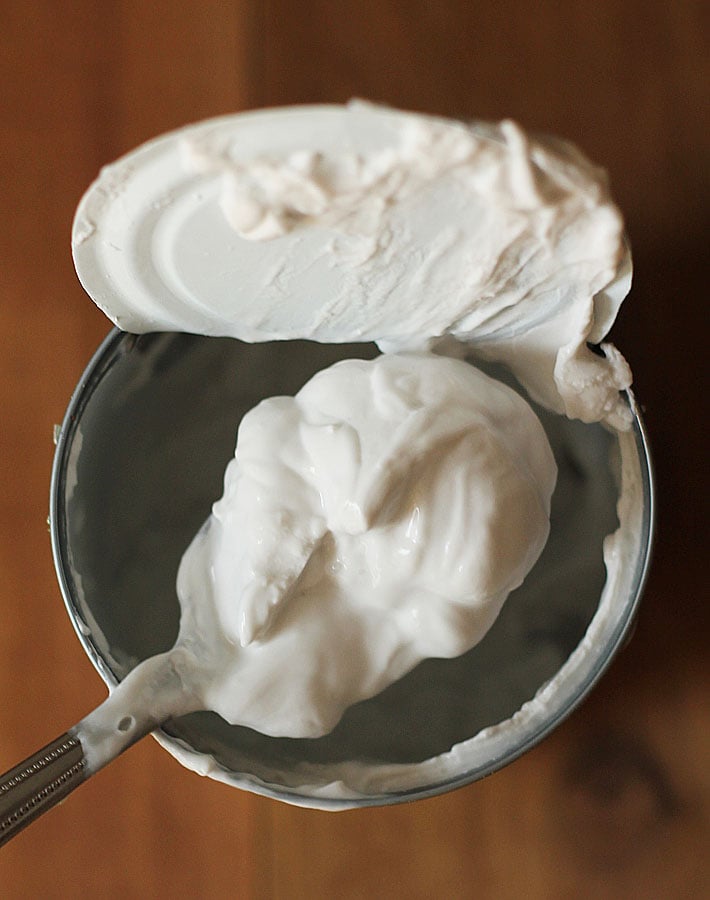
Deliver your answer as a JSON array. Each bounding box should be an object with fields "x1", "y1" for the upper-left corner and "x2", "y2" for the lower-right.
[{"x1": 1, "y1": 650, "x2": 196, "y2": 847}]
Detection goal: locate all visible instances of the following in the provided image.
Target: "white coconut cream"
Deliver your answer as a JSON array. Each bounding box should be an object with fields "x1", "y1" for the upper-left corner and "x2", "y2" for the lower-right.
[{"x1": 68, "y1": 103, "x2": 642, "y2": 804}]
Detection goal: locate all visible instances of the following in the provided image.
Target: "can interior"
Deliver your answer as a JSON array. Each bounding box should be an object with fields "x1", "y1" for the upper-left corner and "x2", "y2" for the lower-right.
[{"x1": 52, "y1": 332, "x2": 622, "y2": 796}]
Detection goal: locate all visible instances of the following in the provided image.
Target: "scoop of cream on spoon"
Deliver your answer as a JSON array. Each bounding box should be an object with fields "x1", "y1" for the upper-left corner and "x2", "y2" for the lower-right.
[{"x1": 1, "y1": 351, "x2": 556, "y2": 844}]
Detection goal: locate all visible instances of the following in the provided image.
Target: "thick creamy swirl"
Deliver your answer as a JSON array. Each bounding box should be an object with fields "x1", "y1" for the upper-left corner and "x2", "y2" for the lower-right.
[
  {"x1": 73, "y1": 102, "x2": 633, "y2": 428},
  {"x1": 175, "y1": 352, "x2": 556, "y2": 737}
]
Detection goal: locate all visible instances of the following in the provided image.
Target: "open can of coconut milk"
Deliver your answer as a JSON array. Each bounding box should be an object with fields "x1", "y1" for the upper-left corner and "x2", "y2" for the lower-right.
[{"x1": 50, "y1": 329, "x2": 654, "y2": 808}]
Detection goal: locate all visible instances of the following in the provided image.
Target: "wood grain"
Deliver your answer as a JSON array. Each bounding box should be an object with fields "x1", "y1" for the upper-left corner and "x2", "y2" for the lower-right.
[{"x1": 1, "y1": 1, "x2": 707, "y2": 896}]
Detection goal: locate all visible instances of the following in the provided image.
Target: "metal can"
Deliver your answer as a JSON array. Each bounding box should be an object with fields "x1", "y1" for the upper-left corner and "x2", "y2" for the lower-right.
[{"x1": 50, "y1": 330, "x2": 654, "y2": 808}]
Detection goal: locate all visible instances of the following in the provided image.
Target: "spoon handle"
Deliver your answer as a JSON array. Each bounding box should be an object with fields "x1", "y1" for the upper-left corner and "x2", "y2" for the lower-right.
[{"x1": 0, "y1": 733, "x2": 87, "y2": 847}]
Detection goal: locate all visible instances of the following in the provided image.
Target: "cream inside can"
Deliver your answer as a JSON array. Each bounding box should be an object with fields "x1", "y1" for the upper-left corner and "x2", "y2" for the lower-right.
[{"x1": 51, "y1": 330, "x2": 652, "y2": 808}]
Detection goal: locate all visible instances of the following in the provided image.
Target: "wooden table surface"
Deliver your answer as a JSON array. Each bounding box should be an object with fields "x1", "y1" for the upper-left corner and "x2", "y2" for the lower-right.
[{"x1": 1, "y1": 2, "x2": 707, "y2": 897}]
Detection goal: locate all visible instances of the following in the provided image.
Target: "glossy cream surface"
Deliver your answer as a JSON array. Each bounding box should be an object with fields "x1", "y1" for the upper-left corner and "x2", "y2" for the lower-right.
[{"x1": 175, "y1": 352, "x2": 556, "y2": 738}]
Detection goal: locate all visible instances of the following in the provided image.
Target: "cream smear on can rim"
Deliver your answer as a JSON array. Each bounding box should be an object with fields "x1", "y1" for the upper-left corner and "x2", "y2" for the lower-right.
[{"x1": 67, "y1": 102, "x2": 641, "y2": 803}]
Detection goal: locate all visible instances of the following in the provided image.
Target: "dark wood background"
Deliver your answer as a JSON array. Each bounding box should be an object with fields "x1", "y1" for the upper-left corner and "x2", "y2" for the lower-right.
[{"x1": 1, "y1": 2, "x2": 707, "y2": 896}]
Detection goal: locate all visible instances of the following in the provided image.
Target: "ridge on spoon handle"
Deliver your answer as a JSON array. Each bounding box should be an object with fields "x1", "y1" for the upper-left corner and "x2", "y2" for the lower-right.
[
  {"x1": 0, "y1": 650, "x2": 199, "y2": 847},
  {"x1": 0, "y1": 732, "x2": 87, "y2": 847}
]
